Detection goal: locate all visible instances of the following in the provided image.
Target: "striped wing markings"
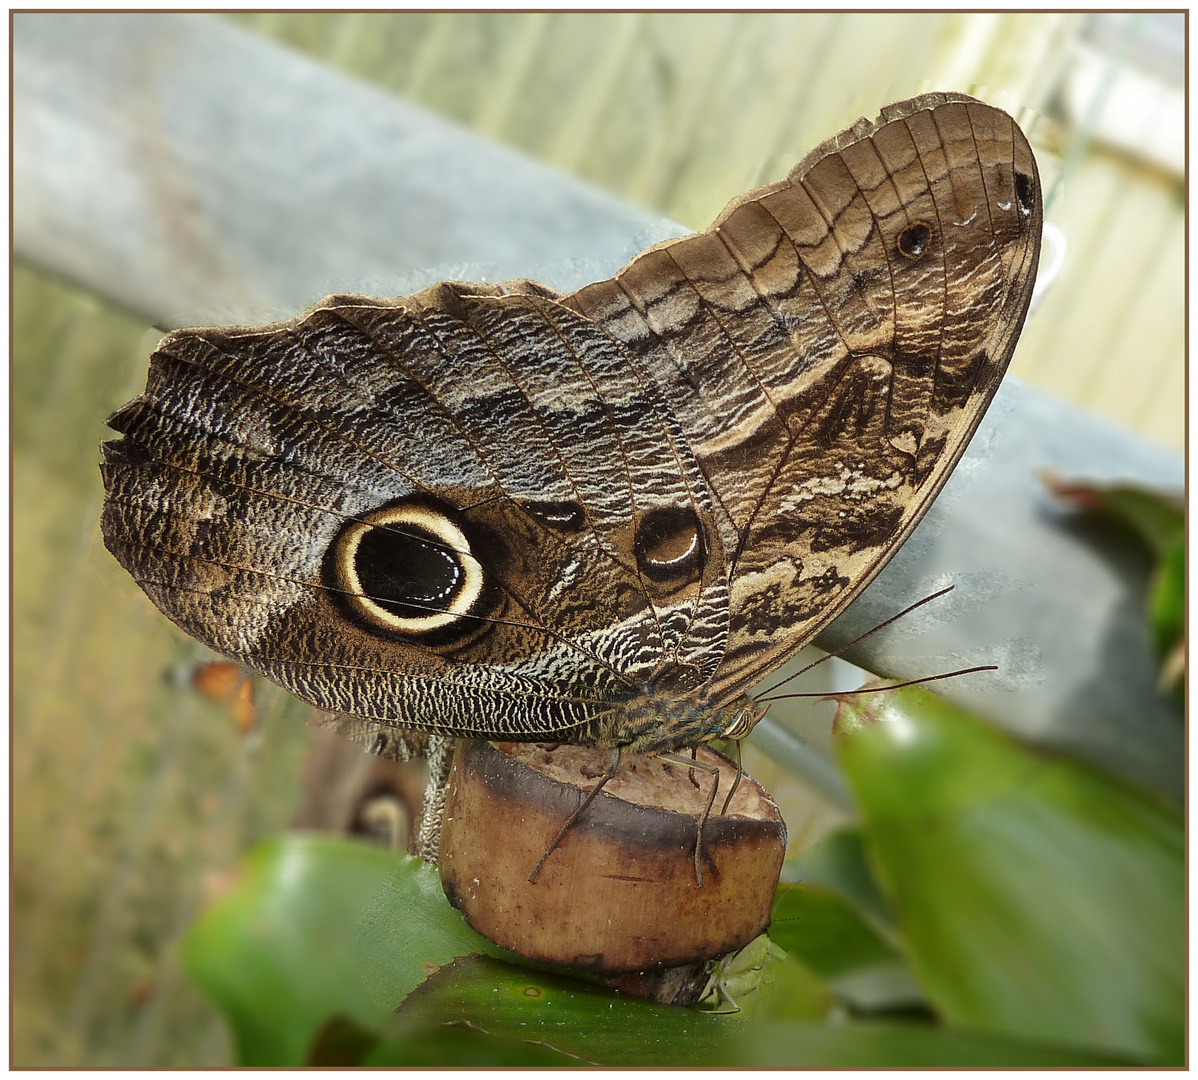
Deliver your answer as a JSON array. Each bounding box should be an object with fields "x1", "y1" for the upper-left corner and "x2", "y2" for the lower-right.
[
  {"x1": 138, "y1": 307, "x2": 639, "y2": 686},
  {"x1": 407, "y1": 285, "x2": 708, "y2": 666},
  {"x1": 700, "y1": 98, "x2": 1028, "y2": 698},
  {"x1": 492, "y1": 290, "x2": 732, "y2": 678},
  {"x1": 561, "y1": 112, "x2": 933, "y2": 688},
  {"x1": 385, "y1": 287, "x2": 679, "y2": 668},
  {"x1": 568, "y1": 255, "x2": 791, "y2": 544},
  {"x1": 960, "y1": 102, "x2": 1041, "y2": 378},
  {"x1": 97, "y1": 529, "x2": 617, "y2": 723},
  {"x1": 313, "y1": 296, "x2": 671, "y2": 679},
  {"x1": 700, "y1": 112, "x2": 910, "y2": 607}
]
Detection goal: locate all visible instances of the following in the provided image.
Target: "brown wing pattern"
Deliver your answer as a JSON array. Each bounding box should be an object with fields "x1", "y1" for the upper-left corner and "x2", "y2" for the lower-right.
[
  {"x1": 563, "y1": 92, "x2": 1041, "y2": 698},
  {"x1": 101, "y1": 278, "x2": 733, "y2": 740},
  {"x1": 100, "y1": 93, "x2": 1040, "y2": 747}
]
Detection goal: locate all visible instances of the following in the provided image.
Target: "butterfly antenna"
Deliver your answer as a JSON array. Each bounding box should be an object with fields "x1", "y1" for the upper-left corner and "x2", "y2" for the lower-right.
[
  {"x1": 755, "y1": 663, "x2": 997, "y2": 704},
  {"x1": 756, "y1": 585, "x2": 956, "y2": 700}
]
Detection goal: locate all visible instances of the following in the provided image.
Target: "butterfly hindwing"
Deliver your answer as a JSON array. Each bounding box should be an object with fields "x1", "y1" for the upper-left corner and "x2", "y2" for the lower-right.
[{"x1": 101, "y1": 282, "x2": 731, "y2": 739}]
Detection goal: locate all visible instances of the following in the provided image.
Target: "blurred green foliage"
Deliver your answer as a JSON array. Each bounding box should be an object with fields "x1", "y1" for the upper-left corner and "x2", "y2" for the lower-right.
[
  {"x1": 836, "y1": 685, "x2": 1183, "y2": 1063},
  {"x1": 1047, "y1": 477, "x2": 1184, "y2": 700},
  {"x1": 12, "y1": 261, "x2": 321, "y2": 1066},
  {"x1": 182, "y1": 684, "x2": 1178, "y2": 1066}
]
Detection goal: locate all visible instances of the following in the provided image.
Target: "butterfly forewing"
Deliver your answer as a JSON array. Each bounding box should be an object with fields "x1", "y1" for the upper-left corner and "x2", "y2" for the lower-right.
[
  {"x1": 592, "y1": 92, "x2": 1042, "y2": 699},
  {"x1": 100, "y1": 92, "x2": 1041, "y2": 750}
]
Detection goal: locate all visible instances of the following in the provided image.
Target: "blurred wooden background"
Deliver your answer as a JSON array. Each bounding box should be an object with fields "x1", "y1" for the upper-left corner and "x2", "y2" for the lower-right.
[
  {"x1": 232, "y1": 10, "x2": 1183, "y2": 449},
  {"x1": 12, "y1": 12, "x2": 1184, "y2": 1066}
]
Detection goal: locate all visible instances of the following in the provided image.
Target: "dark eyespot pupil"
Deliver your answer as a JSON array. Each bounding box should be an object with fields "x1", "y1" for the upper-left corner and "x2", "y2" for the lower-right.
[
  {"x1": 525, "y1": 500, "x2": 584, "y2": 532},
  {"x1": 897, "y1": 222, "x2": 932, "y2": 259},
  {"x1": 355, "y1": 524, "x2": 461, "y2": 618},
  {"x1": 1015, "y1": 172, "x2": 1035, "y2": 216},
  {"x1": 635, "y1": 506, "x2": 705, "y2": 584}
]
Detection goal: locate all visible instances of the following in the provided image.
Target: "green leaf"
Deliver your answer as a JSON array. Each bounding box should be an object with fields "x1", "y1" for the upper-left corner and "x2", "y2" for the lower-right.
[
  {"x1": 305, "y1": 1012, "x2": 582, "y2": 1066},
  {"x1": 1092, "y1": 485, "x2": 1183, "y2": 558},
  {"x1": 362, "y1": 1021, "x2": 583, "y2": 1066},
  {"x1": 726, "y1": 1021, "x2": 1135, "y2": 1067},
  {"x1": 770, "y1": 880, "x2": 900, "y2": 978},
  {"x1": 396, "y1": 954, "x2": 738, "y2": 1065},
  {"x1": 353, "y1": 845, "x2": 509, "y2": 1011},
  {"x1": 782, "y1": 827, "x2": 896, "y2": 941},
  {"x1": 769, "y1": 879, "x2": 923, "y2": 1015},
  {"x1": 182, "y1": 835, "x2": 401, "y2": 1065},
  {"x1": 182, "y1": 835, "x2": 504, "y2": 1065},
  {"x1": 394, "y1": 955, "x2": 1127, "y2": 1067},
  {"x1": 1046, "y1": 477, "x2": 1183, "y2": 559},
  {"x1": 1046, "y1": 476, "x2": 1185, "y2": 700},
  {"x1": 182, "y1": 834, "x2": 1135, "y2": 1068},
  {"x1": 835, "y1": 686, "x2": 1184, "y2": 1063},
  {"x1": 1148, "y1": 532, "x2": 1185, "y2": 663},
  {"x1": 773, "y1": 856, "x2": 931, "y2": 1016}
]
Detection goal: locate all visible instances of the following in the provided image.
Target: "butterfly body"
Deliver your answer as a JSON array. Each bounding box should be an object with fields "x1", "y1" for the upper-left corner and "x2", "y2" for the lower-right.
[
  {"x1": 589, "y1": 684, "x2": 765, "y2": 754},
  {"x1": 101, "y1": 93, "x2": 1041, "y2": 759}
]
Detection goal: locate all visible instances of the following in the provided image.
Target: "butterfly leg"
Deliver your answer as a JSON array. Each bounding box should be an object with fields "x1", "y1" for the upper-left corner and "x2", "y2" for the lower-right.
[
  {"x1": 720, "y1": 740, "x2": 743, "y2": 816},
  {"x1": 528, "y1": 746, "x2": 622, "y2": 884},
  {"x1": 412, "y1": 734, "x2": 455, "y2": 863},
  {"x1": 660, "y1": 751, "x2": 722, "y2": 888}
]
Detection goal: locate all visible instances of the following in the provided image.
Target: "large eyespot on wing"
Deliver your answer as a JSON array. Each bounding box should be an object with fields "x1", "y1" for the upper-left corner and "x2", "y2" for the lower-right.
[
  {"x1": 634, "y1": 505, "x2": 707, "y2": 587},
  {"x1": 325, "y1": 499, "x2": 496, "y2": 645}
]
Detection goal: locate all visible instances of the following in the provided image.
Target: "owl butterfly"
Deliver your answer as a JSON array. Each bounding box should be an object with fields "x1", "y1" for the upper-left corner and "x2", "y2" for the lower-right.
[{"x1": 101, "y1": 93, "x2": 1041, "y2": 830}]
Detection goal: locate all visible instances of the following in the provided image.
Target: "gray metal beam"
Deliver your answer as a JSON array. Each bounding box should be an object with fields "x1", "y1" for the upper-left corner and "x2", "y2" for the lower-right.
[{"x1": 13, "y1": 12, "x2": 679, "y2": 328}]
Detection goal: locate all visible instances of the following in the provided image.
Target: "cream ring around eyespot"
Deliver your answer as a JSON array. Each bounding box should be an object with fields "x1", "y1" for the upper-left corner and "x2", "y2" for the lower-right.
[
  {"x1": 653, "y1": 528, "x2": 700, "y2": 569},
  {"x1": 336, "y1": 505, "x2": 484, "y2": 633}
]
